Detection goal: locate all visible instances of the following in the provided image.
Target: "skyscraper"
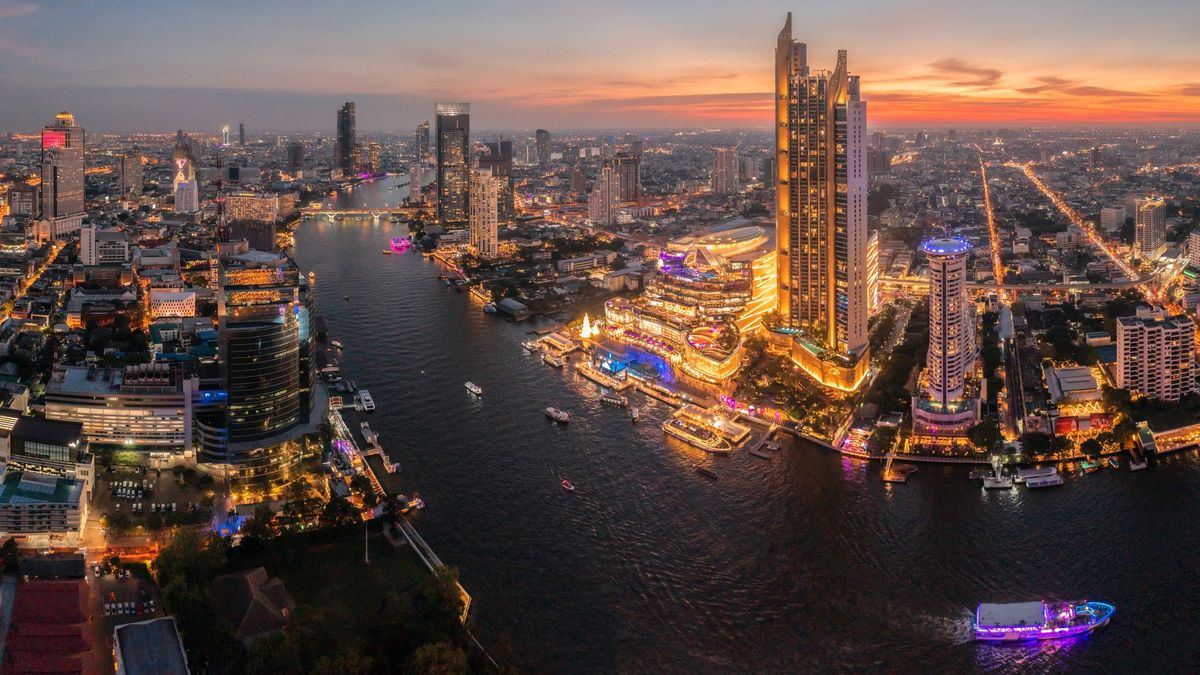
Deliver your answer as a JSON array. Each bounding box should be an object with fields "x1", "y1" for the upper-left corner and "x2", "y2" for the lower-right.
[
  {"x1": 416, "y1": 121, "x2": 430, "y2": 162},
  {"x1": 478, "y1": 140, "x2": 514, "y2": 222},
  {"x1": 469, "y1": 168, "x2": 500, "y2": 260},
  {"x1": 238, "y1": 122, "x2": 245, "y2": 147},
  {"x1": 912, "y1": 238, "x2": 977, "y2": 431},
  {"x1": 335, "y1": 102, "x2": 356, "y2": 174},
  {"x1": 222, "y1": 125, "x2": 230, "y2": 146},
  {"x1": 588, "y1": 166, "x2": 621, "y2": 226},
  {"x1": 535, "y1": 129, "x2": 551, "y2": 167},
  {"x1": 172, "y1": 132, "x2": 200, "y2": 214},
  {"x1": 1135, "y1": 197, "x2": 1166, "y2": 258},
  {"x1": 286, "y1": 142, "x2": 305, "y2": 173},
  {"x1": 40, "y1": 111, "x2": 85, "y2": 221},
  {"x1": 435, "y1": 103, "x2": 470, "y2": 227},
  {"x1": 866, "y1": 230, "x2": 879, "y2": 314},
  {"x1": 120, "y1": 153, "x2": 142, "y2": 199},
  {"x1": 774, "y1": 13, "x2": 869, "y2": 391},
  {"x1": 711, "y1": 147, "x2": 739, "y2": 195},
  {"x1": 611, "y1": 151, "x2": 641, "y2": 203},
  {"x1": 367, "y1": 142, "x2": 382, "y2": 175},
  {"x1": 1116, "y1": 308, "x2": 1197, "y2": 402}
]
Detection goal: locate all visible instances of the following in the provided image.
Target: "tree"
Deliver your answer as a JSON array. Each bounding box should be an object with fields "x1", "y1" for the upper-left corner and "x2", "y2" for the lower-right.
[
  {"x1": 106, "y1": 511, "x2": 133, "y2": 537},
  {"x1": 349, "y1": 475, "x2": 378, "y2": 508},
  {"x1": 154, "y1": 529, "x2": 226, "y2": 588},
  {"x1": 966, "y1": 418, "x2": 1002, "y2": 454},
  {"x1": 0, "y1": 538, "x2": 19, "y2": 573},
  {"x1": 245, "y1": 632, "x2": 302, "y2": 675},
  {"x1": 319, "y1": 497, "x2": 362, "y2": 530},
  {"x1": 1019, "y1": 432, "x2": 1053, "y2": 456},
  {"x1": 406, "y1": 641, "x2": 469, "y2": 675},
  {"x1": 241, "y1": 503, "x2": 276, "y2": 540},
  {"x1": 1080, "y1": 439, "x2": 1103, "y2": 458}
]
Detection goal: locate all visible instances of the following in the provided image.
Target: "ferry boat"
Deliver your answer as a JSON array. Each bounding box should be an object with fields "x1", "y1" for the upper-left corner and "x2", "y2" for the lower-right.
[
  {"x1": 1015, "y1": 466, "x2": 1057, "y2": 484},
  {"x1": 483, "y1": 303, "x2": 497, "y2": 313},
  {"x1": 542, "y1": 353, "x2": 564, "y2": 368},
  {"x1": 330, "y1": 339, "x2": 345, "y2": 350},
  {"x1": 465, "y1": 382, "x2": 483, "y2": 396},
  {"x1": 662, "y1": 418, "x2": 733, "y2": 453},
  {"x1": 545, "y1": 407, "x2": 571, "y2": 423},
  {"x1": 630, "y1": 407, "x2": 639, "y2": 423},
  {"x1": 974, "y1": 600, "x2": 1114, "y2": 641},
  {"x1": 1026, "y1": 474, "x2": 1064, "y2": 488},
  {"x1": 1081, "y1": 459, "x2": 1102, "y2": 473},
  {"x1": 521, "y1": 339, "x2": 541, "y2": 353},
  {"x1": 358, "y1": 390, "x2": 376, "y2": 412},
  {"x1": 969, "y1": 468, "x2": 994, "y2": 480},
  {"x1": 693, "y1": 464, "x2": 718, "y2": 480},
  {"x1": 1107, "y1": 457, "x2": 1120, "y2": 469},
  {"x1": 600, "y1": 393, "x2": 628, "y2": 407},
  {"x1": 982, "y1": 475, "x2": 1013, "y2": 489}
]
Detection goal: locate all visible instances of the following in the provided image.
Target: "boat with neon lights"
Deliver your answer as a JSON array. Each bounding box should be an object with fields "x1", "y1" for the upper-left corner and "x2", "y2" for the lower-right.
[
  {"x1": 974, "y1": 600, "x2": 1114, "y2": 641},
  {"x1": 662, "y1": 418, "x2": 732, "y2": 453},
  {"x1": 1026, "y1": 473, "x2": 1064, "y2": 488}
]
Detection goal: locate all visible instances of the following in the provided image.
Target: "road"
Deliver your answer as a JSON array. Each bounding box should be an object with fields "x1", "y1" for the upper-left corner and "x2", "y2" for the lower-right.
[{"x1": 974, "y1": 148, "x2": 1007, "y2": 297}]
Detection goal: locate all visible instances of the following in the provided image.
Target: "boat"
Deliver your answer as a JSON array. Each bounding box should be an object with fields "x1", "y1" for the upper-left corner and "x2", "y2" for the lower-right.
[
  {"x1": 330, "y1": 339, "x2": 344, "y2": 350},
  {"x1": 1026, "y1": 474, "x2": 1065, "y2": 488},
  {"x1": 1081, "y1": 459, "x2": 1102, "y2": 473},
  {"x1": 358, "y1": 389, "x2": 375, "y2": 412},
  {"x1": 881, "y1": 471, "x2": 908, "y2": 484},
  {"x1": 410, "y1": 495, "x2": 426, "y2": 510},
  {"x1": 561, "y1": 479, "x2": 576, "y2": 492},
  {"x1": 693, "y1": 464, "x2": 718, "y2": 480},
  {"x1": 630, "y1": 407, "x2": 639, "y2": 423},
  {"x1": 465, "y1": 382, "x2": 483, "y2": 396},
  {"x1": 974, "y1": 600, "x2": 1115, "y2": 641},
  {"x1": 1015, "y1": 466, "x2": 1057, "y2": 484},
  {"x1": 542, "y1": 353, "x2": 564, "y2": 368},
  {"x1": 545, "y1": 407, "x2": 571, "y2": 423},
  {"x1": 521, "y1": 339, "x2": 540, "y2": 353},
  {"x1": 600, "y1": 393, "x2": 628, "y2": 407},
  {"x1": 662, "y1": 418, "x2": 733, "y2": 453},
  {"x1": 1107, "y1": 457, "x2": 1120, "y2": 469},
  {"x1": 343, "y1": 295, "x2": 349, "y2": 301},
  {"x1": 483, "y1": 303, "x2": 497, "y2": 313},
  {"x1": 1129, "y1": 458, "x2": 1148, "y2": 471},
  {"x1": 969, "y1": 469, "x2": 995, "y2": 480},
  {"x1": 382, "y1": 249, "x2": 392, "y2": 255},
  {"x1": 749, "y1": 448, "x2": 772, "y2": 460},
  {"x1": 982, "y1": 475, "x2": 1013, "y2": 489}
]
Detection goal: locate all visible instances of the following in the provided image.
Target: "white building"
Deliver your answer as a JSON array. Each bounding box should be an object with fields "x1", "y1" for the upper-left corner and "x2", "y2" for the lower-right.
[
  {"x1": 468, "y1": 168, "x2": 500, "y2": 259},
  {"x1": 588, "y1": 166, "x2": 621, "y2": 226},
  {"x1": 1116, "y1": 307, "x2": 1196, "y2": 402},
  {"x1": 711, "y1": 147, "x2": 739, "y2": 195},
  {"x1": 913, "y1": 238, "x2": 977, "y2": 431},
  {"x1": 1135, "y1": 197, "x2": 1166, "y2": 258},
  {"x1": 1188, "y1": 229, "x2": 1200, "y2": 268},
  {"x1": 1099, "y1": 206, "x2": 1126, "y2": 234},
  {"x1": 80, "y1": 224, "x2": 130, "y2": 266},
  {"x1": 149, "y1": 289, "x2": 197, "y2": 319}
]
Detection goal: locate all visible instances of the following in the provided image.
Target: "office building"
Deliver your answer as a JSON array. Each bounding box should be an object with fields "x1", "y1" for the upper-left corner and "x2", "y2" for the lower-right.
[
  {"x1": 0, "y1": 414, "x2": 93, "y2": 545},
  {"x1": 1116, "y1": 308, "x2": 1196, "y2": 402},
  {"x1": 588, "y1": 165, "x2": 621, "y2": 226},
  {"x1": 469, "y1": 168, "x2": 500, "y2": 260},
  {"x1": 79, "y1": 224, "x2": 130, "y2": 266},
  {"x1": 120, "y1": 154, "x2": 142, "y2": 198},
  {"x1": 1134, "y1": 197, "x2": 1166, "y2": 258},
  {"x1": 912, "y1": 238, "x2": 977, "y2": 431},
  {"x1": 1099, "y1": 206, "x2": 1126, "y2": 234},
  {"x1": 771, "y1": 13, "x2": 869, "y2": 391},
  {"x1": 172, "y1": 132, "x2": 200, "y2": 214},
  {"x1": 194, "y1": 252, "x2": 321, "y2": 489},
  {"x1": 40, "y1": 111, "x2": 85, "y2": 222},
  {"x1": 478, "y1": 140, "x2": 514, "y2": 221},
  {"x1": 222, "y1": 125, "x2": 230, "y2": 146},
  {"x1": 286, "y1": 142, "x2": 304, "y2": 172},
  {"x1": 114, "y1": 617, "x2": 190, "y2": 675},
  {"x1": 416, "y1": 120, "x2": 430, "y2": 161},
  {"x1": 570, "y1": 168, "x2": 588, "y2": 195},
  {"x1": 535, "y1": 129, "x2": 551, "y2": 166},
  {"x1": 149, "y1": 290, "x2": 198, "y2": 319},
  {"x1": 225, "y1": 191, "x2": 296, "y2": 225},
  {"x1": 44, "y1": 363, "x2": 196, "y2": 451},
  {"x1": 711, "y1": 147, "x2": 739, "y2": 195},
  {"x1": 435, "y1": 103, "x2": 470, "y2": 227},
  {"x1": 239, "y1": 122, "x2": 246, "y2": 147},
  {"x1": 866, "y1": 230, "x2": 879, "y2": 314},
  {"x1": 335, "y1": 102, "x2": 356, "y2": 174}
]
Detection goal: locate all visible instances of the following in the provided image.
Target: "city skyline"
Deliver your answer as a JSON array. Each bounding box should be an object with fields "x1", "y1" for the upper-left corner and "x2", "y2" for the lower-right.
[{"x1": 2, "y1": 0, "x2": 1199, "y2": 131}]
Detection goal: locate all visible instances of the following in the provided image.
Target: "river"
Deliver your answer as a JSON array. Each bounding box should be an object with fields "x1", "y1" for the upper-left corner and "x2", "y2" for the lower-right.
[{"x1": 293, "y1": 174, "x2": 1200, "y2": 673}]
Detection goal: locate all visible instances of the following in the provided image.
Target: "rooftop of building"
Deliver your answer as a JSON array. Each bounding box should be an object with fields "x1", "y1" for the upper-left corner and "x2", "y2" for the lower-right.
[
  {"x1": 0, "y1": 470, "x2": 84, "y2": 506},
  {"x1": 115, "y1": 617, "x2": 190, "y2": 675},
  {"x1": 12, "y1": 415, "x2": 84, "y2": 447}
]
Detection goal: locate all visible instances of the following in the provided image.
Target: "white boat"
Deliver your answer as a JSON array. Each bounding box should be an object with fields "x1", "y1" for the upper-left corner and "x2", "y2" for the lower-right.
[
  {"x1": 358, "y1": 389, "x2": 376, "y2": 412},
  {"x1": 465, "y1": 382, "x2": 483, "y2": 396},
  {"x1": 330, "y1": 339, "x2": 344, "y2": 350},
  {"x1": 982, "y1": 475, "x2": 1013, "y2": 489},
  {"x1": 521, "y1": 339, "x2": 540, "y2": 353},
  {"x1": 969, "y1": 469, "x2": 994, "y2": 480},
  {"x1": 545, "y1": 407, "x2": 571, "y2": 423},
  {"x1": 1015, "y1": 466, "x2": 1058, "y2": 484},
  {"x1": 630, "y1": 407, "x2": 639, "y2": 423},
  {"x1": 1026, "y1": 474, "x2": 1064, "y2": 488},
  {"x1": 483, "y1": 303, "x2": 497, "y2": 313},
  {"x1": 542, "y1": 353, "x2": 564, "y2": 368}
]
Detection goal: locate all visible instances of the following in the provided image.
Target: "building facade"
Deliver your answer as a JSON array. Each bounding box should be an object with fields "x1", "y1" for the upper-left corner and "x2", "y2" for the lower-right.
[
  {"x1": 535, "y1": 129, "x2": 551, "y2": 166},
  {"x1": 435, "y1": 103, "x2": 470, "y2": 227},
  {"x1": 711, "y1": 147, "x2": 739, "y2": 195},
  {"x1": 80, "y1": 225, "x2": 130, "y2": 266},
  {"x1": 1134, "y1": 197, "x2": 1166, "y2": 258},
  {"x1": 1116, "y1": 308, "x2": 1196, "y2": 402},
  {"x1": 41, "y1": 112, "x2": 85, "y2": 220},
  {"x1": 469, "y1": 168, "x2": 500, "y2": 260},
  {"x1": 588, "y1": 166, "x2": 621, "y2": 226},
  {"x1": 335, "y1": 102, "x2": 356, "y2": 174},
  {"x1": 416, "y1": 121, "x2": 430, "y2": 162},
  {"x1": 478, "y1": 140, "x2": 514, "y2": 222},
  {"x1": 773, "y1": 13, "x2": 870, "y2": 391},
  {"x1": 120, "y1": 154, "x2": 142, "y2": 199},
  {"x1": 913, "y1": 238, "x2": 977, "y2": 431},
  {"x1": 172, "y1": 133, "x2": 200, "y2": 214},
  {"x1": 44, "y1": 364, "x2": 196, "y2": 451}
]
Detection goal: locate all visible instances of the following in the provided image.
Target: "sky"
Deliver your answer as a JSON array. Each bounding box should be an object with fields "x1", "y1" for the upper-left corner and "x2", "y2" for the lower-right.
[{"x1": 1, "y1": 0, "x2": 1198, "y2": 132}]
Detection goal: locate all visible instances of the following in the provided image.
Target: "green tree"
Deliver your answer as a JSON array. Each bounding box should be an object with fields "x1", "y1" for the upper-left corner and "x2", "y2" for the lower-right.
[
  {"x1": 319, "y1": 497, "x2": 362, "y2": 530},
  {"x1": 406, "y1": 641, "x2": 469, "y2": 675},
  {"x1": 154, "y1": 529, "x2": 226, "y2": 588},
  {"x1": 966, "y1": 418, "x2": 1002, "y2": 454},
  {"x1": 245, "y1": 632, "x2": 302, "y2": 675},
  {"x1": 349, "y1": 475, "x2": 378, "y2": 508},
  {"x1": 106, "y1": 511, "x2": 133, "y2": 537},
  {"x1": 1080, "y1": 439, "x2": 1103, "y2": 458},
  {"x1": 0, "y1": 538, "x2": 19, "y2": 573}
]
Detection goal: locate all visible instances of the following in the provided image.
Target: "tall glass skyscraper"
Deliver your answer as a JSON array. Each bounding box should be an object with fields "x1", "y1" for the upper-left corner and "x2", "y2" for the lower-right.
[
  {"x1": 436, "y1": 103, "x2": 470, "y2": 227},
  {"x1": 40, "y1": 111, "x2": 85, "y2": 220},
  {"x1": 416, "y1": 121, "x2": 430, "y2": 162},
  {"x1": 336, "y1": 102, "x2": 356, "y2": 174},
  {"x1": 535, "y1": 128, "x2": 551, "y2": 166},
  {"x1": 774, "y1": 13, "x2": 869, "y2": 391}
]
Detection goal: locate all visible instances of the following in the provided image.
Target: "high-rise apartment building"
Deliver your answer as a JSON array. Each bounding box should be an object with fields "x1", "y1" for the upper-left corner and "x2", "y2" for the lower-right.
[
  {"x1": 172, "y1": 132, "x2": 200, "y2": 214},
  {"x1": 416, "y1": 121, "x2": 431, "y2": 161},
  {"x1": 478, "y1": 140, "x2": 514, "y2": 222},
  {"x1": 335, "y1": 102, "x2": 356, "y2": 174},
  {"x1": 773, "y1": 13, "x2": 869, "y2": 391},
  {"x1": 1099, "y1": 206, "x2": 1126, "y2": 234},
  {"x1": 912, "y1": 238, "x2": 977, "y2": 430},
  {"x1": 611, "y1": 151, "x2": 641, "y2": 203},
  {"x1": 588, "y1": 166, "x2": 621, "y2": 226},
  {"x1": 1188, "y1": 229, "x2": 1200, "y2": 268},
  {"x1": 367, "y1": 142, "x2": 382, "y2": 175},
  {"x1": 41, "y1": 111, "x2": 85, "y2": 220},
  {"x1": 120, "y1": 154, "x2": 142, "y2": 199},
  {"x1": 435, "y1": 103, "x2": 470, "y2": 227},
  {"x1": 1134, "y1": 197, "x2": 1166, "y2": 258},
  {"x1": 221, "y1": 125, "x2": 230, "y2": 146},
  {"x1": 711, "y1": 147, "x2": 739, "y2": 195},
  {"x1": 286, "y1": 142, "x2": 305, "y2": 172},
  {"x1": 469, "y1": 168, "x2": 500, "y2": 260},
  {"x1": 535, "y1": 129, "x2": 551, "y2": 167},
  {"x1": 1116, "y1": 308, "x2": 1196, "y2": 402}
]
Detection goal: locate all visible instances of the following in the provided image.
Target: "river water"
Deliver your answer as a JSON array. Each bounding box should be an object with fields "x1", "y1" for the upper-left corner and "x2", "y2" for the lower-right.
[{"x1": 293, "y1": 175, "x2": 1200, "y2": 673}]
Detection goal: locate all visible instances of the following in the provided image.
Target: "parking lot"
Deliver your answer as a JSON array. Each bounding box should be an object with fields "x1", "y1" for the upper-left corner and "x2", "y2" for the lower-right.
[{"x1": 93, "y1": 465, "x2": 222, "y2": 522}]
